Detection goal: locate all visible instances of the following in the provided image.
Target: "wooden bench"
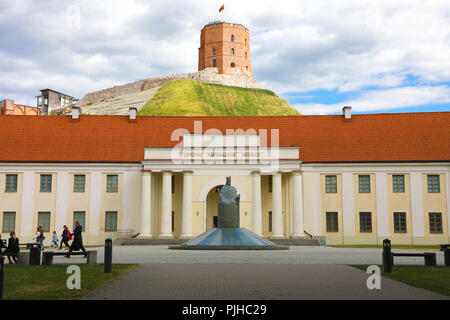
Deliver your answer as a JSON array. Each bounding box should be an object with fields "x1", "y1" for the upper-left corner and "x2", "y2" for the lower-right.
[
  {"x1": 391, "y1": 252, "x2": 437, "y2": 266},
  {"x1": 42, "y1": 251, "x2": 97, "y2": 265}
]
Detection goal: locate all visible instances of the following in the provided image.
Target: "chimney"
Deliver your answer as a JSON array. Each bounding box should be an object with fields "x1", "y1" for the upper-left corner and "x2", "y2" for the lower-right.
[
  {"x1": 72, "y1": 106, "x2": 81, "y2": 119},
  {"x1": 129, "y1": 107, "x2": 137, "y2": 120},
  {"x1": 5, "y1": 99, "x2": 14, "y2": 110},
  {"x1": 342, "y1": 106, "x2": 352, "y2": 119}
]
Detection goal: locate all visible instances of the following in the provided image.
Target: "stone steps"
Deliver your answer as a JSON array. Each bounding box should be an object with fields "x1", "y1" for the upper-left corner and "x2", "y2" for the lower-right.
[
  {"x1": 270, "y1": 238, "x2": 320, "y2": 246},
  {"x1": 122, "y1": 238, "x2": 187, "y2": 246},
  {"x1": 81, "y1": 86, "x2": 161, "y2": 115},
  {"x1": 121, "y1": 237, "x2": 321, "y2": 246}
]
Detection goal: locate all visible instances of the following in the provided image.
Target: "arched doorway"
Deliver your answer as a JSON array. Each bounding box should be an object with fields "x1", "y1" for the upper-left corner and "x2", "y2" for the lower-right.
[{"x1": 205, "y1": 185, "x2": 223, "y2": 231}]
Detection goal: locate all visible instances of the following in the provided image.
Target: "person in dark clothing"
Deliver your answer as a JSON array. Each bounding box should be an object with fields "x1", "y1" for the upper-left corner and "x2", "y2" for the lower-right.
[
  {"x1": 65, "y1": 221, "x2": 86, "y2": 258},
  {"x1": 6, "y1": 231, "x2": 20, "y2": 264},
  {"x1": 59, "y1": 225, "x2": 70, "y2": 250}
]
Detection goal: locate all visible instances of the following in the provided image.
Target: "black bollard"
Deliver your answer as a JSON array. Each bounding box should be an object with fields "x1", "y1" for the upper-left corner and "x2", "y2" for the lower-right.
[
  {"x1": 0, "y1": 256, "x2": 4, "y2": 300},
  {"x1": 444, "y1": 245, "x2": 450, "y2": 267},
  {"x1": 382, "y1": 239, "x2": 392, "y2": 273},
  {"x1": 29, "y1": 243, "x2": 41, "y2": 265},
  {"x1": 104, "y1": 238, "x2": 112, "y2": 274}
]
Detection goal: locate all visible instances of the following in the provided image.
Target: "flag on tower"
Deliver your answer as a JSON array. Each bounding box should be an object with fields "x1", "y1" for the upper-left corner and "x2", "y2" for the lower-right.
[{"x1": 219, "y1": 4, "x2": 225, "y2": 13}]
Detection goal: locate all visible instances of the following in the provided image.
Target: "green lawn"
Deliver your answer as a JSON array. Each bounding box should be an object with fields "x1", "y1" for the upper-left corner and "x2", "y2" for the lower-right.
[
  {"x1": 353, "y1": 265, "x2": 450, "y2": 296},
  {"x1": 138, "y1": 79, "x2": 300, "y2": 116},
  {"x1": 2, "y1": 264, "x2": 137, "y2": 300},
  {"x1": 331, "y1": 245, "x2": 441, "y2": 251}
]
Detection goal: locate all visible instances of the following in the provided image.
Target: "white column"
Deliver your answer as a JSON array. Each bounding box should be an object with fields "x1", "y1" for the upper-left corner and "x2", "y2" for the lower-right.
[
  {"x1": 89, "y1": 172, "x2": 101, "y2": 242},
  {"x1": 376, "y1": 173, "x2": 390, "y2": 238},
  {"x1": 20, "y1": 172, "x2": 35, "y2": 241},
  {"x1": 411, "y1": 172, "x2": 424, "y2": 238},
  {"x1": 140, "y1": 171, "x2": 152, "y2": 237},
  {"x1": 160, "y1": 171, "x2": 173, "y2": 238},
  {"x1": 292, "y1": 171, "x2": 305, "y2": 237},
  {"x1": 252, "y1": 171, "x2": 263, "y2": 236},
  {"x1": 181, "y1": 171, "x2": 193, "y2": 238},
  {"x1": 342, "y1": 173, "x2": 355, "y2": 237},
  {"x1": 55, "y1": 172, "x2": 68, "y2": 235},
  {"x1": 271, "y1": 172, "x2": 284, "y2": 238}
]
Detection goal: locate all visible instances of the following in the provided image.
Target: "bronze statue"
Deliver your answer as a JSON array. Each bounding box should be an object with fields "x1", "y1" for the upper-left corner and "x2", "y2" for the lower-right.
[
  {"x1": 218, "y1": 177, "x2": 240, "y2": 228},
  {"x1": 169, "y1": 176, "x2": 288, "y2": 250}
]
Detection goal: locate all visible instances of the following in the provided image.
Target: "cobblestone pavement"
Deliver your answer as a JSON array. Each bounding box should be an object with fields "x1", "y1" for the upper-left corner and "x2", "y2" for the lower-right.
[
  {"x1": 49, "y1": 245, "x2": 447, "y2": 266},
  {"x1": 84, "y1": 264, "x2": 447, "y2": 300}
]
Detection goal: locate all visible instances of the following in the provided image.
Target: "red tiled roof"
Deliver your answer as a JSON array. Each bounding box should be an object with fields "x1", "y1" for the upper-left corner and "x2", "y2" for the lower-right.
[{"x1": 0, "y1": 113, "x2": 449, "y2": 163}]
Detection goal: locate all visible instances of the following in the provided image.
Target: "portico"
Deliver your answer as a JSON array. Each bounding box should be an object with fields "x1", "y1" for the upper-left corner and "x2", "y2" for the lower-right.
[{"x1": 138, "y1": 144, "x2": 306, "y2": 239}]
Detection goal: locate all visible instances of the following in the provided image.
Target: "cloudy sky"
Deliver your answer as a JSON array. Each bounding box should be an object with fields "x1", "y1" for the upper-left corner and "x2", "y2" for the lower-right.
[{"x1": 1, "y1": 0, "x2": 449, "y2": 114}]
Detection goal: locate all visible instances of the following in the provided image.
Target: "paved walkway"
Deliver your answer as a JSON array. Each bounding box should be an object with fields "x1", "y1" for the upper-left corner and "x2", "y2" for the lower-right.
[
  {"x1": 84, "y1": 264, "x2": 447, "y2": 300},
  {"x1": 49, "y1": 245, "x2": 447, "y2": 266}
]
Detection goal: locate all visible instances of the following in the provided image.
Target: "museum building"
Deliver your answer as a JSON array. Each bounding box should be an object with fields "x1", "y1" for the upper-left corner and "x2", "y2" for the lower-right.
[{"x1": 0, "y1": 110, "x2": 449, "y2": 245}]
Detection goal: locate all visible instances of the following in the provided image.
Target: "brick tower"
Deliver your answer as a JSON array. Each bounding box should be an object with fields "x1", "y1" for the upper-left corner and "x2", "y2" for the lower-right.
[{"x1": 198, "y1": 22, "x2": 252, "y2": 76}]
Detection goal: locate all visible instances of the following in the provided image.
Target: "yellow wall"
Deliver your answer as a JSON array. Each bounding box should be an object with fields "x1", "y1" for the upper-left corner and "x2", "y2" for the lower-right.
[
  {"x1": 320, "y1": 174, "x2": 343, "y2": 243},
  {"x1": 0, "y1": 172, "x2": 23, "y2": 238},
  {"x1": 33, "y1": 172, "x2": 57, "y2": 237},
  {"x1": 387, "y1": 173, "x2": 412, "y2": 244},
  {"x1": 67, "y1": 173, "x2": 91, "y2": 236},
  {"x1": 422, "y1": 173, "x2": 448, "y2": 242},
  {"x1": 1, "y1": 166, "x2": 449, "y2": 245},
  {"x1": 353, "y1": 174, "x2": 378, "y2": 243},
  {"x1": 99, "y1": 172, "x2": 123, "y2": 239}
]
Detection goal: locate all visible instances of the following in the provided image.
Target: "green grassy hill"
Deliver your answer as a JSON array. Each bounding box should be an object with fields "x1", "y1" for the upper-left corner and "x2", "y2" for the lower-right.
[{"x1": 138, "y1": 79, "x2": 300, "y2": 116}]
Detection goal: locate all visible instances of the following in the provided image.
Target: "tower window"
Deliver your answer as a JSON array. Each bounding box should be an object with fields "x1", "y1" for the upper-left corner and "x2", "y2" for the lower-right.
[
  {"x1": 213, "y1": 48, "x2": 216, "y2": 55},
  {"x1": 245, "y1": 38, "x2": 247, "y2": 46},
  {"x1": 231, "y1": 48, "x2": 234, "y2": 55},
  {"x1": 231, "y1": 62, "x2": 236, "y2": 68},
  {"x1": 245, "y1": 52, "x2": 247, "y2": 59},
  {"x1": 213, "y1": 59, "x2": 217, "y2": 67},
  {"x1": 231, "y1": 35, "x2": 235, "y2": 42}
]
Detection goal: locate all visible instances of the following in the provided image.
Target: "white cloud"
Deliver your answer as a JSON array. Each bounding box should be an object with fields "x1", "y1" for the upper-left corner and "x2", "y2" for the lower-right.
[
  {"x1": 294, "y1": 85, "x2": 450, "y2": 115},
  {"x1": 0, "y1": 0, "x2": 449, "y2": 113}
]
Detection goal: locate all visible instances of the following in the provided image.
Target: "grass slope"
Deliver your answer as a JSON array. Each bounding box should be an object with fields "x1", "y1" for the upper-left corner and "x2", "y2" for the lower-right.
[
  {"x1": 3, "y1": 264, "x2": 136, "y2": 300},
  {"x1": 138, "y1": 79, "x2": 300, "y2": 116}
]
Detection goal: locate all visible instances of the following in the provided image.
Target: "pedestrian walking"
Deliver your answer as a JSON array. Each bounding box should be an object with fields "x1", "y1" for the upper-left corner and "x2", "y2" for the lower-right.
[
  {"x1": 65, "y1": 221, "x2": 86, "y2": 258},
  {"x1": 50, "y1": 231, "x2": 59, "y2": 248},
  {"x1": 59, "y1": 225, "x2": 70, "y2": 250},
  {"x1": 33, "y1": 227, "x2": 45, "y2": 251}
]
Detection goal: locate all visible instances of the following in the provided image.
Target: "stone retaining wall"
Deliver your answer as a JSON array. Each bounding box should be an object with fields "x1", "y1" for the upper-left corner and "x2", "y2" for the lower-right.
[{"x1": 77, "y1": 68, "x2": 261, "y2": 107}]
